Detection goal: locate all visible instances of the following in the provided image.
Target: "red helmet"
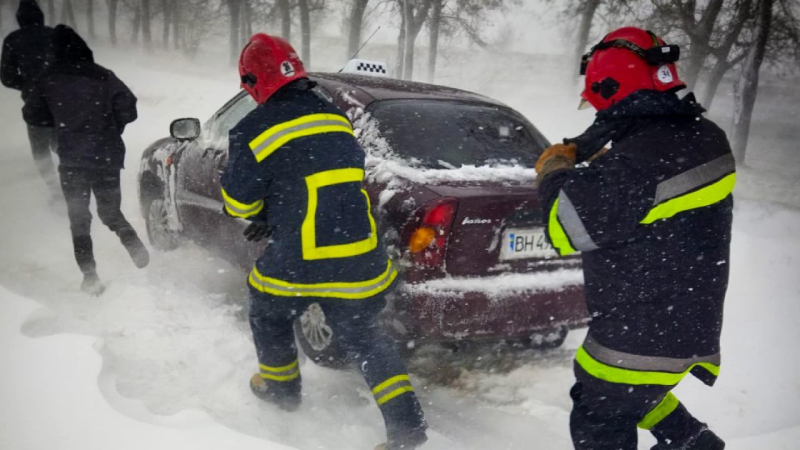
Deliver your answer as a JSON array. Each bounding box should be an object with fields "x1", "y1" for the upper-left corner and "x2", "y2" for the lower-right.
[
  {"x1": 580, "y1": 27, "x2": 685, "y2": 111},
  {"x1": 239, "y1": 33, "x2": 307, "y2": 104}
]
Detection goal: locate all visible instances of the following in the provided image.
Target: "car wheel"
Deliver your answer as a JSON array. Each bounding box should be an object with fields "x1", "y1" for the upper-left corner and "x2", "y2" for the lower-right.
[
  {"x1": 510, "y1": 325, "x2": 569, "y2": 350},
  {"x1": 146, "y1": 198, "x2": 181, "y2": 251},
  {"x1": 293, "y1": 303, "x2": 348, "y2": 369}
]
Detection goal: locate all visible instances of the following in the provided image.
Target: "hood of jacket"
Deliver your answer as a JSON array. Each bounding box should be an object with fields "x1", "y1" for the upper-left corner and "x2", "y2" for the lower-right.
[
  {"x1": 53, "y1": 25, "x2": 94, "y2": 64},
  {"x1": 16, "y1": 0, "x2": 45, "y2": 27}
]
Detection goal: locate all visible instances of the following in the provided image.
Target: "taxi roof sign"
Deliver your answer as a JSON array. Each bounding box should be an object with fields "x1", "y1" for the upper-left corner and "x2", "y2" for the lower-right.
[{"x1": 342, "y1": 59, "x2": 389, "y2": 77}]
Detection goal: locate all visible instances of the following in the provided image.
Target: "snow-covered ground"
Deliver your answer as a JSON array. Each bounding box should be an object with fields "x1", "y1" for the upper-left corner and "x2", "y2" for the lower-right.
[{"x1": 1, "y1": 42, "x2": 799, "y2": 450}]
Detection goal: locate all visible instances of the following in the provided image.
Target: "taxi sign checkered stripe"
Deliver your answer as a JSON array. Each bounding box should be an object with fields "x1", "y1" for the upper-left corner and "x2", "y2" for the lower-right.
[{"x1": 357, "y1": 62, "x2": 387, "y2": 74}]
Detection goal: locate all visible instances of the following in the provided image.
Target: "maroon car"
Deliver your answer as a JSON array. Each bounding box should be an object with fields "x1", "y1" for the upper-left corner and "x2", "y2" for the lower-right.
[{"x1": 138, "y1": 73, "x2": 586, "y2": 366}]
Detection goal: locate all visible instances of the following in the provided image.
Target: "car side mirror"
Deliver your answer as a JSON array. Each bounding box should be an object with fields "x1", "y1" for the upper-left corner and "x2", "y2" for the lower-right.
[{"x1": 170, "y1": 118, "x2": 201, "y2": 141}]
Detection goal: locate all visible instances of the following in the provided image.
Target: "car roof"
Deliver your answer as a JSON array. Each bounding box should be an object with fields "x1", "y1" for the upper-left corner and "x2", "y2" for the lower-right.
[{"x1": 309, "y1": 73, "x2": 507, "y2": 108}]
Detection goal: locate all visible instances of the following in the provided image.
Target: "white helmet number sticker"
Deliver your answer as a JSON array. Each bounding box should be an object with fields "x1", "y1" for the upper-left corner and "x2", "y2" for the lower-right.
[
  {"x1": 657, "y1": 65, "x2": 674, "y2": 84},
  {"x1": 280, "y1": 61, "x2": 295, "y2": 77}
]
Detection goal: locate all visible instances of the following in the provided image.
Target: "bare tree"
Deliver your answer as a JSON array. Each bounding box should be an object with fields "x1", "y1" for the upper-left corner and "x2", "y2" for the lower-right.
[
  {"x1": 87, "y1": 0, "x2": 96, "y2": 39},
  {"x1": 347, "y1": 0, "x2": 371, "y2": 57},
  {"x1": 299, "y1": 0, "x2": 311, "y2": 64},
  {"x1": 700, "y1": 0, "x2": 754, "y2": 108},
  {"x1": 427, "y1": 0, "x2": 444, "y2": 82},
  {"x1": 61, "y1": 0, "x2": 78, "y2": 28},
  {"x1": 574, "y1": 0, "x2": 602, "y2": 77},
  {"x1": 241, "y1": 0, "x2": 252, "y2": 46},
  {"x1": 162, "y1": 0, "x2": 172, "y2": 48},
  {"x1": 47, "y1": 0, "x2": 55, "y2": 25},
  {"x1": 108, "y1": 0, "x2": 119, "y2": 45},
  {"x1": 731, "y1": 0, "x2": 774, "y2": 164},
  {"x1": 278, "y1": 0, "x2": 291, "y2": 39},
  {"x1": 227, "y1": 0, "x2": 242, "y2": 65},
  {"x1": 132, "y1": 0, "x2": 141, "y2": 44},
  {"x1": 396, "y1": 0, "x2": 433, "y2": 80},
  {"x1": 141, "y1": 0, "x2": 153, "y2": 49}
]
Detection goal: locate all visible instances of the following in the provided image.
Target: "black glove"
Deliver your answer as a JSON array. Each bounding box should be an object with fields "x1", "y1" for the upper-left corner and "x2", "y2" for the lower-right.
[
  {"x1": 243, "y1": 220, "x2": 272, "y2": 242},
  {"x1": 564, "y1": 118, "x2": 622, "y2": 164}
]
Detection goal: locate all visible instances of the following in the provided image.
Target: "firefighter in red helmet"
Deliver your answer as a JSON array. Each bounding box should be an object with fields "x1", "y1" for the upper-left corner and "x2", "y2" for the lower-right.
[
  {"x1": 535, "y1": 27, "x2": 734, "y2": 449},
  {"x1": 219, "y1": 34, "x2": 427, "y2": 450}
]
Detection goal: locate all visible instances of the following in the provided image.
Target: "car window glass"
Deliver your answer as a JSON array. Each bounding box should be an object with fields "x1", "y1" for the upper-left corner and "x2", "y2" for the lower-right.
[
  {"x1": 210, "y1": 93, "x2": 257, "y2": 139},
  {"x1": 368, "y1": 100, "x2": 549, "y2": 169}
]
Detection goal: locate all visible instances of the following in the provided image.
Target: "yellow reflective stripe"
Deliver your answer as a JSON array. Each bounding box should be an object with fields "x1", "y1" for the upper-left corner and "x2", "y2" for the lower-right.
[
  {"x1": 259, "y1": 360, "x2": 299, "y2": 373},
  {"x1": 640, "y1": 173, "x2": 735, "y2": 224},
  {"x1": 221, "y1": 187, "x2": 264, "y2": 218},
  {"x1": 547, "y1": 198, "x2": 577, "y2": 256},
  {"x1": 302, "y1": 168, "x2": 378, "y2": 261},
  {"x1": 248, "y1": 260, "x2": 397, "y2": 300},
  {"x1": 249, "y1": 113, "x2": 354, "y2": 162},
  {"x1": 575, "y1": 346, "x2": 720, "y2": 386},
  {"x1": 260, "y1": 371, "x2": 300, "y2": 382},
  {"x1": 376, "y1": 386, "x2": 415, "y2": 406},
  {"x1": 372, "y1": 375, "x2": 410, "y2": 394},
  {"x1": 638, "y1": 392, "x2": 680, "y2": 430}
]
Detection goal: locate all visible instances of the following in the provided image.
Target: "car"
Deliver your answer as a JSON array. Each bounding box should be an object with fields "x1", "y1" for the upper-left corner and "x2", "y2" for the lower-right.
[{"x1": 137, "y1": 72, "x2": 587, "y2": 367}]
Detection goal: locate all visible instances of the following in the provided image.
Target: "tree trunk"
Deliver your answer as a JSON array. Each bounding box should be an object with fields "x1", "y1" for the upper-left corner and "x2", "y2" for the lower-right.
[
  {"x1": 278, "y1": 0, "x2": 291, "y2": 40},
  {"x1": 61, "y1": 0, "x2": 77, "y2": 28},
  {"x1": 227, "y1": 0, "x2": 242, "y2": 66},
  {"x1": 132, "y1": 0, "x2": 141, "y2": 44},
  {"x1": 87, "y1": 0, "x2": 95, "y2": 39},
  {"x1": 574, "y1": 0, "x2": 600, "y2": 79},
  {"x1": 731, "y1": 0, "x2": 773, "y2": 164},
  {"x1": 701, "y1": 60, "x2": 729, "y2": 110},
  {"x1": 298, "y1": 0, "x2": 310, "y2": 65},
  {"x1": 172, "y1": 0, "x2": 180, "y2": 50},
  {"x1": 347, "y1": 0, "x2": 370, "y2": 58},
  {"x1": 46, "y1": 0, "x2": 55, "y2": 26},
  {"x1": 683, "y1": 0, "x2": 725, "y2": 90},
  {"x1": 427, "y1": 0, "x2": 443, "y2": 82},
  {"x1": 241, "y1": 0, "x2": 252, "y2": 47},
  {"x1": 162, "y1": 0, "x2": 171, "y2": 48},
  {"x1": 108, "y1": 0, "x2": 118, "y2": 46},
  {"x1": 141, "y1": 0, "x2": 152, "y2": 50},
  {"x1": 395, "y1": 9, "x2": 406, "y2": 78}
]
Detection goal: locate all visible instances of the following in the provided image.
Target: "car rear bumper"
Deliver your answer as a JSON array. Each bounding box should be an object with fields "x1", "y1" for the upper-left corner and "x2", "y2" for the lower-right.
[{"x1": 385, "y1": 269, "x2": 588, "y2": 342}]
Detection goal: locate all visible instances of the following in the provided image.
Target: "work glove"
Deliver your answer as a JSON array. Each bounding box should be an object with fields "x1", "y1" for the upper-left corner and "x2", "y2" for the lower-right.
[
  {"x1": 243, "y1": 220, "x2": 272, "y2": 242},
  {"x1": 535, "y1": 142, "x2": 577, "y2": 174}
]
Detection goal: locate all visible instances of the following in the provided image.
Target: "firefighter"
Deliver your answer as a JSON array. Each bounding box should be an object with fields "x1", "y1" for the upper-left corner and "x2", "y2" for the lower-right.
[
  {"x1": 535, "y1": 27, "x2": 733, "y2": 450},
  {"x1": 219, "y1": 34, "x2": 427, "y2": 450}
]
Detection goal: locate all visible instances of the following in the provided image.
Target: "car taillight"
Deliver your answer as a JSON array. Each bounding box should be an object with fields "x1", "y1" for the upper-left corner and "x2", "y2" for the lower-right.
[{"x1": 408, "y1": 197, "x2": 457, "y2": 267}]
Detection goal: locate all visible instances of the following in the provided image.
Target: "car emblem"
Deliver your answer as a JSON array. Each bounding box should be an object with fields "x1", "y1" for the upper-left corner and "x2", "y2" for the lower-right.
[{"x1": 462, "y1": 217, "x2": 492, "y2": 225}]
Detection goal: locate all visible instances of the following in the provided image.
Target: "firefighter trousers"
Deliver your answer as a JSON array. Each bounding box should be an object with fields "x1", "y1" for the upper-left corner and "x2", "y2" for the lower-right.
[
  {"x1": 248, "y1": 287, "x2": 426, "y2": 439},
  {"x1": 59, "y1": 167, "x2": 142, "y2": 275},
  {"x1": 27, "y1": 125, "x2": 59, "y2": 198},
  {"x1": 570, "y1": 362, "x2": 709, "y2": 450}
]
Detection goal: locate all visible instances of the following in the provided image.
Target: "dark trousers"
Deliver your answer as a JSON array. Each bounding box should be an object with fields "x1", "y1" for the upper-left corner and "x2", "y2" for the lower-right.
[
  {"x1": 570, "y1": 363, "x2": 707, "y2": 450},
  {"x1": 27, "y1": 125, "x2": 59, "y2": 196},
  {"x1": 249, "y1": 288, "x2": 426, "y2": 438},
  {"x1": 59, "y1": 167, "x2": 137, "y2": 274}
]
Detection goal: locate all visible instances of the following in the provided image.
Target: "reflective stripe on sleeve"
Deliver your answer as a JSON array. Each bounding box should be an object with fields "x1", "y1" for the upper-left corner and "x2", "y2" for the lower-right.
[
  {"x1": 259, "y1": 359, "x2": 300, "y2": 382},
  {"x1": 372, "y1": 375, "x2": 415, "y2": 406},
  {"x1": 221, "y1": 187, "x2": 264, "y2": 218},
  {"x1": 556, "y1": 190, "x2": 599, "y2": 252},
  {"x1": 638, "y1": 392, "x2": 680, "y2": 430},
  {"x1": 547, "y1": 198, "x2": 577, "y2": 256},
  {"x1": 249, "y1": 113, "x2": 354, "y2": 162},
  {"x1": 248, "y1": 260, "x2": 397, "y2": 300}
]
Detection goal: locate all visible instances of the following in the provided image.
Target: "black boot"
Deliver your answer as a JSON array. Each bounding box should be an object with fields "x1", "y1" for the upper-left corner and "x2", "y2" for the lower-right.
[
  {"x1": 249, "y1": 374, "x2": 301, "y2": 412},
  {"x1": 652, "y1": 429, "x2": 725, "y2": 450},
  {"x1": 381, "y1": 426, "x2": 428, "y2": 450},
  {"x1": 119, "y1": 228, "x2": 150, "y2": 268},
  {"x1": 81, "y1": 271, "x2": 105, "y2": 296}
]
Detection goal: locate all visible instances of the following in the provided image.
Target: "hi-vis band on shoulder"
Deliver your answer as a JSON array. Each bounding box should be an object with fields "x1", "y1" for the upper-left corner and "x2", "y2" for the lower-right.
[
  {"x1": 638, "y1": 392, "x2": 680, "y2": 430},
  {"x1": 221, "y1": 187, "x2": 264, "y2": 218},
  {"x1": 259, "y1": 359, "x2": 300, "y2": 382},
  {"x1": 249, "y1": 113, "x2": 354, "y2": 162},
  {"x1": 547, "y1": 190, "x2": 599, "y2": 256},
  {"x1": 575, "y1": 336, "x2": 720, "y2": 386},
  {"x1": 641, "y1": 154, "x2": 736, "y2": 224},
  {"x1": 372, "y1": 374, "x2": 415, "y2": 406},
  {"x1": 249, "y1": 260, "x2": 398, "y2": 299},
  {"x1": 302, "y1": 168, "x2": 378, "y2": 261}
]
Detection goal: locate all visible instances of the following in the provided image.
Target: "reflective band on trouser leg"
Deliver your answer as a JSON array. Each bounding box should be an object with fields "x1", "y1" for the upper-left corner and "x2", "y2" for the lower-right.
[
  {"x1": 259, "y1": 359, "x2": 300, "y2": 382},
  {"x1": 221, "y1": 187, "x2": 264, "y2": 219},
  {"x1": 248, "y1": 260, "x2": 398, "y2": 300},
  {"x1": 249, "y1": 113, "x2": 354, "y2": 162},
  {"x1": 547, "y1": 199, "x2": 577, "y2": 256},
  {"x1": 372, "y1": 375, "x2": 415, "y2": 406},
  {"x1": 638, "y1": 392, "x2": 680, "y2": 430},
  {"x1": 575, "y1": 338, "x2": 720, "y2": 386}
]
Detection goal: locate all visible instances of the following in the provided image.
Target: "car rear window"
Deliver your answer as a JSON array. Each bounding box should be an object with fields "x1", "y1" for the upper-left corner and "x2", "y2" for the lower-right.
[{"x1": 368, "y1": 100, "x2": 548, "y2": 169}]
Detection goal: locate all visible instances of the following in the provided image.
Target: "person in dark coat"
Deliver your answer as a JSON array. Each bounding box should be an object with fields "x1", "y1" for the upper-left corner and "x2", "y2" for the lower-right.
[
  {"x1": 1, "y1": 0, "x2": 59, "y2": 199},
  {"x1": 22, "y1": 25, "x2": 149, "y2": 295},
  {"x1": 536, "y1": 28, "x2": 732, "y2": 450},
  {"x1": 221, "y1": 34, "x2": 427, "y2": 450}
]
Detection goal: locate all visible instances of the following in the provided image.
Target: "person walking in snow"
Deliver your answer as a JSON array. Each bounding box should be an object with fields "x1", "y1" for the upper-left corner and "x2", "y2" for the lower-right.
[
  {"x1": 220, "y1": 33, "x2": 427, "y2": 450},
  {"x1": 22, "y1": 25, "x2": 149, "y2": 295},
  {"x1": 1, "y1": 0, "x2": 60, "y2": 201},
  {"x1": 535, "y1": 27, "x2": 733, "y2": 450}
]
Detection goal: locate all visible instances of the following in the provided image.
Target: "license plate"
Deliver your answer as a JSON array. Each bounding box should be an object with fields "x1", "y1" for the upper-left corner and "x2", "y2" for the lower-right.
[{"x1": 500, "y1": 228, "x2": 556, "y2": 260}]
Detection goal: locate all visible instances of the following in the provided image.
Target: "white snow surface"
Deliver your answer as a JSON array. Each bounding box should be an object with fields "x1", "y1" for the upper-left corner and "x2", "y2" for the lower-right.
[
  {"x1": 0, "y1": 42, "x2": 799, "y2": 450},
  {"x1": 405, "y1": 269, "x2": 584, "y2": 298}
]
